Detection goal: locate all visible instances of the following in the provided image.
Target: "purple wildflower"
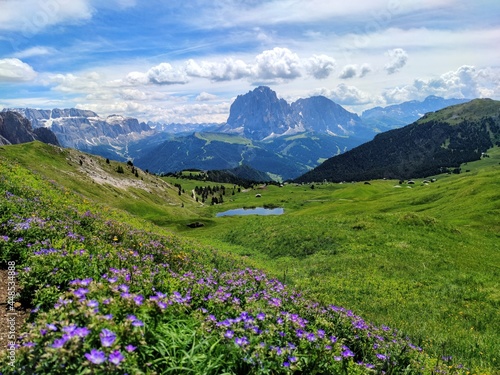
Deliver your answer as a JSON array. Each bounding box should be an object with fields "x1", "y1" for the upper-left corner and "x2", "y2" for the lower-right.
[
  {"x1": 118, "y1": 284, "x2": 129, "y2": 292},
  {"x1": 376, "y1": 353, "x2": 387, "y2": 361},
  {"x1": 73, "y1": 288, "x2": 89, "y2": 299},
  {"x1": 132, "y1": 320, "x2": 144, "y2": 327},
  {"x1": 306, "y1": 332, "x2": 316, "y2": 342},
  {"x1": 74, "y1": 327, "x2": 90, "y2": 338},
  {"x1": 51, "y1": 337, "x2": 68, "y2": 349},
  {"x1": 85, "y1": 349, "x2": 107, "y2": 364},
  {"x1": 234, "y1": 336, "x2": 249, "y2": 347},
  {"x1": 224, "y1": 330, "x2": 234, "y2": 339},
  {"x1": 109, "y1": 350, "x2": 125, "y2": 365},
  {"x1": 100, "y1": 328, "x2": 116, "y2": 347},
  {"x1": 125, "y1": 344, "x2": 136, "y2": 352},
  {"x1": 133, "y1": 295, "x2": 144, "y2": 305},
  {"x1": 341, "y1": 346, "x2": 355, "y2": 358}
]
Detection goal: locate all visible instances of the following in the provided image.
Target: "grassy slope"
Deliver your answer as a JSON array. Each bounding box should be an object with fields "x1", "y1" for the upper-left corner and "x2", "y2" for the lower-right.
[
  {"x1": 177, "y1": 148, "x2": 500, "y2": 373},
  {"x1": 1, "y1": 141, "x2": 499, "y2": 373},
  {"x1": 418, "y1": 99, "x2": 500, "y2": 125}
]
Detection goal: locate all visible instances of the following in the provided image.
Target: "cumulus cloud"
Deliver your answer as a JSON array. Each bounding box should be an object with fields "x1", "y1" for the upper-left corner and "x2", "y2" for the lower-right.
[
  {"x1": 185, "y1": 58, "x2": 251, "y2": 81},
  {"x1": 382, "y1": 65, "x2": 500, "y2": 103},
  {"x1": 127, "y1": 47, "x2": 332, "y2": 86},
  {"x1": 196, "y1": 92, "x2": 218, "y2": 101},
  {"x1": 252, "y1": 47, "x2": 302, "y2": 81},
  {"x1": 306, "y1": 54, "x2": 336, "y2": 79},
  {"x1": 339, "y1": 65, "x2": 357, "y2": 79},
  {"x1": 314, "y1": 84, "x2": 372, "y2": 105},
  {"x1": 359, "y1": 64, "x2": 372, "y2": 78},
  {"x1": 0, "y1": 58, "x2": 37, "y2": 82},
  {"x1": 146, "y1": 63, "x2": 189, "y2": 85},
  {"x1": 384, "y1": 48, "x2": 408, "y2": 75},
  {"x1": 337, "y1": 63, "x2": 372, "y2": 79},
  {"x1": 126, "y1": 63, "x2": 189, "y2": 85}
]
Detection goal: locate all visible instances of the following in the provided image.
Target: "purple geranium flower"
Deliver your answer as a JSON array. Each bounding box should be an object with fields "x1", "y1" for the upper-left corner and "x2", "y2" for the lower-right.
[
  {"x1": 73, "y1": 288, "x2": 89, "y2": 299},
  {"x1": 51, "y1": 337, "x2": 68, "y2": 349},
  {"x1": 85, "y1": 349, "x2": 107, "y2": 364},
  {"x1": 100, "y1": 328, "x2": 116, "y2": 347},
  {"x1": 341, "y1": 345, "x2": 355, "y2": 358},
  {"x1": 234, "y1": 336, "x2": 249, "y2": 347},
  {"x1": 125, "y1": 344, "x2": 136, "y2": 352},
  {"x1": 109, "y1": 349, "x2": 125, "y2": 365}
]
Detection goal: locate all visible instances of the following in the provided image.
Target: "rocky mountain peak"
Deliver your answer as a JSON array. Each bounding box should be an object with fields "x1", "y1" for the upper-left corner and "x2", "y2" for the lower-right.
[{"x1": 223, "y1": 86, "x2": 371, "y2": 141}]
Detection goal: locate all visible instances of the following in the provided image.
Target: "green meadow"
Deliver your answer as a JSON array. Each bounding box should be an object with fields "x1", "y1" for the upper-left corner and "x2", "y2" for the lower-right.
[
  {"x1": 1, "y1": 142, "x2": 499, "y2": 374},
  {"x1": 167, "y1": 148, "x2": 500, "y2": 373}
]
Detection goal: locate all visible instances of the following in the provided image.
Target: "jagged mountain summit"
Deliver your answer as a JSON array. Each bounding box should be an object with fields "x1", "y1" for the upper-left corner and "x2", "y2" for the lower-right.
[
  {"x1": 3, "y1": 108, "x2": 153, "y2": 152},
  {"x1": 0, "y1": 111, "x2": 59, "y2": 146},
  {"x1": 296, "y1": 98, "x2": 500, "y2": 183},
  {"x1": 220, "y1": 86, "x2": 374, "y2": 141}
]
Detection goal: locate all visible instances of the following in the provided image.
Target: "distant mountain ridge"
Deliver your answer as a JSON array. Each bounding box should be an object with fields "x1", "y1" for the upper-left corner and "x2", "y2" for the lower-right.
[
  {"x1": 296, "y1": 99, "x2": 500, "y2": 182},
  {"x1": 3, "y1": 108, "x2": 153, "y2": 155},
  {"x1": 361, "y1": 95, "x2": 471, "y2": 131}
]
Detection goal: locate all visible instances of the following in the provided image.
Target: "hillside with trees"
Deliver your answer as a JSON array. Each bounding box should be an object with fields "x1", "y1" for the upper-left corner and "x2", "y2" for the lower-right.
[{"x1": 295, "y1": 99, "x2": 500, "y2": 183}]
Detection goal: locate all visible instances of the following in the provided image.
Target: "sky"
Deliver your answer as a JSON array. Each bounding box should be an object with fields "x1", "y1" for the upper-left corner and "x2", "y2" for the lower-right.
[{"x1": 0, "y1": 0, "x2": 499, "y2": 124}]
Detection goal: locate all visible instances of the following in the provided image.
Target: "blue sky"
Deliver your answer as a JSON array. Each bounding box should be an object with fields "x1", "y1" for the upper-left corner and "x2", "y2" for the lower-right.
[{"x1": 0, "y1": 0, "x2": 499, "y2": 123}]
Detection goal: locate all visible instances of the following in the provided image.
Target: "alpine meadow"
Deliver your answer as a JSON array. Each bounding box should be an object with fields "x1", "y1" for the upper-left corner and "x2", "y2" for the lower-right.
[{"x1": 0, "y1": 139, "x2": 499, "y2": 374}]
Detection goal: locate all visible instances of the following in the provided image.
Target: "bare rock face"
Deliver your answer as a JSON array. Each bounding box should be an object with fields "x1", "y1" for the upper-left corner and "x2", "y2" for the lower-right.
[
  {"x1": 0, "y1": 111, "x2": 60, "y2": 146},
  {"x1": 0, "y1": 111, "x2": 36, "y2": 144}
]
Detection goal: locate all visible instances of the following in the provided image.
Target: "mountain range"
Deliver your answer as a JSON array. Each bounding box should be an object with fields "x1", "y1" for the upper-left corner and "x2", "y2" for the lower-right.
[
  {"x1": 361, "y1": 95, "x2": 471, "y2": 131},
  {"x1": 2, "y1": 87, "x2": 475, "y2": 180},
  {"x1": 1, "y1": 108, "x2": 153, "y2": 159}
]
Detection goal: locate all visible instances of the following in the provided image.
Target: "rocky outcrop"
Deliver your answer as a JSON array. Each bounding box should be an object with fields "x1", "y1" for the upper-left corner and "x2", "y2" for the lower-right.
[{"x1": 0, "y1": 111, "x2": 60, "y2": 146}]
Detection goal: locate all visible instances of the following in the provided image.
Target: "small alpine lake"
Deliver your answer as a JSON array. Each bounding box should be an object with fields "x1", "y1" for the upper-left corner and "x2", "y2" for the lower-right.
[{"x1": 216, "y1": 207, "x2": 284, "y2": 217}]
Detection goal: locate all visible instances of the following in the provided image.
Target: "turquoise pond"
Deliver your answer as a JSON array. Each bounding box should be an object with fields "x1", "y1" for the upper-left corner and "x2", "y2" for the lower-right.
[{"x1": 216, "y1": 207, "x2": 284, "y2": 217}]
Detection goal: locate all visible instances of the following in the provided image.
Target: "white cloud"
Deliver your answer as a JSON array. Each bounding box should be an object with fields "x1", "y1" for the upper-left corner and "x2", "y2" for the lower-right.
[
  {"x1": 384, "y1": 48, "x2": 408, "y2": 75},
  {"x1": 359, "y1": 64, "x2": 372, "y2": 78},
  {"x1": 252, "y1": 47, "x2": 302, "y2": 81},
  {"x1": 127, "y1": 47, "x2": 326, "y2": 86},
  {"x1": 12, "y1": 46, "x2": 56, "y2": 58},
  {"x1": 314, "y1": 84, "x2": 372, "y2": 105},
  {"x1": 382, "y1": 65, "x2": 500, "y2": 103},
  {"x1": 0, "y1": 58, "x2": 37, "y2": 82},
  {"x1": 0, "y1": 0, "x2": 94, "y2": 33},
  {"x1": 146, "y1": 63, "x2": 189, "y2": 85},
  {"x1": 339, "y1": 65, "x2": 357, "y2": 79},
  {"x1": 306, "y1": 54, "x2": 336, "y2": 79},
  {"x1": 185, "y1": 58, "x2": 251, "y2": 81},
  {"x1": 196, "y1": 92, "x2": 218, "y2": 101}
]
